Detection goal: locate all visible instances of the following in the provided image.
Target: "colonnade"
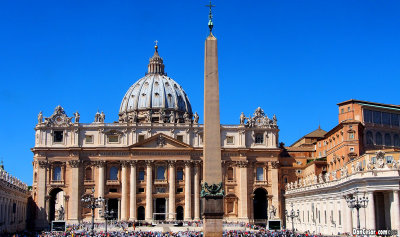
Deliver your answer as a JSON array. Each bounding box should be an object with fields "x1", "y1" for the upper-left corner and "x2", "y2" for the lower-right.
[
  {"x1": 95, "y1": 160, "x2": 202, "y2": 221},
  {"x1": 286, "y1": 189, "x2": 400, "y2": 235}
]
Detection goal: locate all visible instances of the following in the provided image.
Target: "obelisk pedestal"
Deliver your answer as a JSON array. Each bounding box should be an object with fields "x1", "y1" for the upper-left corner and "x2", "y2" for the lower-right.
[{"x1": 202, "y1": 32, "x2": 224, "y2": 237}]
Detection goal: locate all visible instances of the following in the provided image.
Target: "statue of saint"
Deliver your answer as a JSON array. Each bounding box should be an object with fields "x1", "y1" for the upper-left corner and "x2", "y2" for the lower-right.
[
  {"x1": 100, "y1": 111, "x2": 105, "y2": 123},
  {"x1": 58, "y1": 206, "x2": 65, "y2": 220},
  {"x1": 94, "y1": 111, "x2": 100, "y2": 122},
  {"x1": 193, "y1": 112, "x2": 199, "y2": 124},
  {"x1": 240, "y1": 112, "x2": 246, "y2": 125},
  {"x1": 74, "y1": 111, "x2": 80, "y2": 123},
  {"x1": 159, "y1": 109, "x2": 165, "y2": 123},
  {"x1": 38, "y1": 111, "x2": 43, "y2": 124},
  {"x1": 170, "y1": 111, "x2": 175, "y2": 124},
  {"x1": 273, "y1": 114, "x2": 277, "y2": 124},
  {"x1": 183, "y1": 112, "x2": 190, "y2": 123}
]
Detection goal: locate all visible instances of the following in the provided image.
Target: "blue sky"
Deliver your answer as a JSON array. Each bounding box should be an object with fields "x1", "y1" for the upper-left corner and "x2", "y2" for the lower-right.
[{"x1": 1, "y1": 1, "x2": 399, "y2": 184}]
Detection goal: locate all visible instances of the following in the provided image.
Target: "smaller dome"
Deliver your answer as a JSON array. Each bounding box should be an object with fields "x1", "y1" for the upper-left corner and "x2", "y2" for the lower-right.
[{"x1": 119, "y1": 45, "x2": 193, "y2": 124}]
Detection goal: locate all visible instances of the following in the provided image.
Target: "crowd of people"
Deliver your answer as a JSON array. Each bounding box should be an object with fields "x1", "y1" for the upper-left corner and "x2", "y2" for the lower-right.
[{"x1": 2, "y1": 221, "x2": 330, "y2": 237}]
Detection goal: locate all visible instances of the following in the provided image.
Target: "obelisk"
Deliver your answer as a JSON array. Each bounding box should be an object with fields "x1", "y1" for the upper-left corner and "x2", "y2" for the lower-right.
[{"x1": 202, "y1": 1, "x2": 224, "y2": 236}]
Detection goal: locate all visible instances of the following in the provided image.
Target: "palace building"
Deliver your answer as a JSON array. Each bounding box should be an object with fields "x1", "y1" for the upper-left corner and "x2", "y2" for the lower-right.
[
  {"x1": 284, "y1": 100, "x2": 400, "y2": 235},
  {"x1": 31, "y1": 45, "x2": 283, "y2": 229}
]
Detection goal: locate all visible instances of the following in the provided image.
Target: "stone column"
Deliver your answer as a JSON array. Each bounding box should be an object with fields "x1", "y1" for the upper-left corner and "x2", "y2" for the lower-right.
[
  {"x1": 118, "y1": 198, "x2": 121, "y2": 220},
  {"x1": 68, "y1": 160, "x2": 81, "y2": 223},
  {"x1": 391, "y1": 190, "x2": 400, "y2": 232},
  {"x1": 184, "y1": 161, "x2": 192, "y2": 220},
  {"x1": 238, "y1": 161, "x2": 248, "y2": 220},
  {"x1": 270, "y1": 161, "x2": 280, "y2": 217},
  {"x1": 342, "y1": 196, "x2": 352, "y2": 234},
  {"x1": 168, "y1": 161, "x2": 176, "y2": 220},
  {"x1": 96, "y1": 161, "x2": 105, "y2": 220},
  {"x1": 121, "y1": 161, "x2": 128, "y2": 220},
  {"x1": 366, "y1": 191, "x2": 375, "y2": 230},
  {"x1": 194, "y1": 162, "x2": 201, "y2": 220},
  {"x1": 145, "y1": 161, "x2": 153, "y2": 221},
  {"x1": 36, "y1": 161, "x2": 48, "y2": 228},
  {"x1": 129, "y1": 161, "x2": 137, "y2": 221}
]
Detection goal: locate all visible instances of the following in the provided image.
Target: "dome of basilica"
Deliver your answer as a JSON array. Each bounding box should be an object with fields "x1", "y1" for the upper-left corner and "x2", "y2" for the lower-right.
[{"x1": 119, "y1": 45, "x2": 193, "y2": 124}]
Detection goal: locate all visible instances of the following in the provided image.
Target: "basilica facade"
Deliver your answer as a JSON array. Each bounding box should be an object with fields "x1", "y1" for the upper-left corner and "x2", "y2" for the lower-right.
[{"x1": 31, "y1": 46, "x2": 283, "y2": 228}]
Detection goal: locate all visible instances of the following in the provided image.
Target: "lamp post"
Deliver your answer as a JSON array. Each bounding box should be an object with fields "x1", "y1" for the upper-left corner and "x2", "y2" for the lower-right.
[
  {"x1": 285, "y1": 202, "x2": 300, "y2": 233},
  {"x1": 345, "y1": 188, "x2": 368, "y2": 229},
  {"x1": 100, "y1": 200, "x2": 115, "y2": 234},
  {"x1": 81, "y1": 188, "x2": 104, "y2": 237}
]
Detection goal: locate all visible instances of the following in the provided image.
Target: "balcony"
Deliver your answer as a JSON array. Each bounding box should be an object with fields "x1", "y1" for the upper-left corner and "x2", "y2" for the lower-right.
[
  {"x1": 254, "y1": 180, "x2": 270, "y2": 186},
  {"x1": 106, "y1": 180, "x2": 120, "y2": 185},
  {"x1": 154, "y1": 179, "x2": 168, "y2": 185},
  {"x1": 50, "y1": 180, "x2": 64, "y2": 186},
  {"x1": 84, "y1": 180, "x2": 95, "y2": 185}
]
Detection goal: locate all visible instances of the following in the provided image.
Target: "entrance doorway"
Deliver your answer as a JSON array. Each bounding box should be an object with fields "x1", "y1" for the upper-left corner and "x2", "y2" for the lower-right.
[
  {"x1": 253, "y1": 188, "x2": 268, "y2": 220},
  {"x1": 176, "y1": 206, "x2": 184, "y2": 220},
  {"x1": 155, "y1": 198, "x2": 166, "y2": 220},
  {"x1": 137, "y1": 206, "x2": 145, "y2": 220},
  {"x1": 49, "y1": 188, "x2": 64, "y2": 221},
  {"x1": 108, "y1": 199, "x2": 118, "y2": 220}
]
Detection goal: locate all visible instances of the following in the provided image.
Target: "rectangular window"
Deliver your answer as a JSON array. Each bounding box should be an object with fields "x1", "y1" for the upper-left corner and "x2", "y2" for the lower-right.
[
  {"x1": 255, "y1": 133, "x2": 264, "y2": 144},
  {"x1": 177, "y1": 135, "x2": 183, "y2": 142},
  {"x1": 226, "y1": 136, "x2": 234, "y2": 144},
  {"x1": 364, "y1": 109, "x2": 373, "y2": 123},
  {"x1": 350, "y1": 147, "x2": 354, "y2": 152},
  {"x1": 382, "y1": 112, "x2": 391, "y2": 125},
  {"x1": 348, "y1": 106, "x2": 350, "y2": 112},
  {"x1": 138, "y1": 188, "x2": 144, "y2": 193},
  {"x1": 373, "y1": 111, "x2": 382, "y2": 124},
  {"x1": 177, "y1": 188, "x2": 183, "y2": 193},
  {"x1": 341, "y1": 108, "x2": 344, "y2": 114},
  {"x1": 256, "y1": 167, "x2": 263, "y2": 181},
  {"x1": 371, "y1": 156, "x2": 377, "y2": 164},
  {"x1": 137, "y1": 135, "x2": 144, "y2": 143},
  {"x1": 349, "y1": 133, "x2": 354, "y2": 139},
  {"x1": 109, "y1": 188, "x2": 117, "y2": 192},
  {"x1": 177, "y1": 170, "x2": 184, "y2": 181},
  {"x1": 108, "y1": 135, "x2": 119, "y2": 143},
  {"x1": 53, "y1": 131, "x2": 63, "y2": 143},
  {"x1": 138, "y1": 170, "x2": 145, "y2": 181},
  {"x1": 385, "y1": 156, "x2": 394, "y2": 164},
  {"x1": 199, "y1": 134, "x2": 203, "y2": 144},
  {"x1": 391, "y1": 113, "x2": 399, "y2": 127},
  {"x1": 85, "y1": 135, "x2": 93, "y2": 143}
]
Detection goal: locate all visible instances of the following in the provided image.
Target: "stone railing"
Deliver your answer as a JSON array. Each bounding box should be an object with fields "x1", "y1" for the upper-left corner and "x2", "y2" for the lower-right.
[
  {"x1": 285, "y1": 150, "x2": 400, "y2": 194},
  {"x1": 0, "y1": 169, "x2": 28, "y2": 192}
]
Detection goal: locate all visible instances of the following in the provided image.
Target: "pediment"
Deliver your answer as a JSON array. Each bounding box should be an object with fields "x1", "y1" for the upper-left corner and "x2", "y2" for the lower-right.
[{"x1": 131, "y1": 133, "x2": 192, "y2": 149}]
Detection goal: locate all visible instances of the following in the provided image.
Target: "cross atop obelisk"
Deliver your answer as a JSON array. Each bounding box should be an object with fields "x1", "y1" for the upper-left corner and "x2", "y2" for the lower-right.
[{"x1": 201, "y1": 1, "x2": 224, "y2": 236}]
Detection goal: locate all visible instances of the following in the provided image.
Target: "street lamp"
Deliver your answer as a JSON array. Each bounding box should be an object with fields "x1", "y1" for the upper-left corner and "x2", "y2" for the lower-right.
[
  {"x1": 81, "y1": 188, "x2": 104, "y2": 237},
  {"x1": 285, "y1": 202, "x2": 300, "y2": 233},
  {"x1": 100, "y1": 200, "x2": 115, "y2": 234},
  {"x1": 345, "y1": 188, "x2": 368, "y2": 229}
]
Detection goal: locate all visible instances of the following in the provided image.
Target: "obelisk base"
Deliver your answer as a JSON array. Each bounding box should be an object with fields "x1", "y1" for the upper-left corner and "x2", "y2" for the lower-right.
[{"x1": 202, "y1": 197, "x2": 224, "y2": 237}]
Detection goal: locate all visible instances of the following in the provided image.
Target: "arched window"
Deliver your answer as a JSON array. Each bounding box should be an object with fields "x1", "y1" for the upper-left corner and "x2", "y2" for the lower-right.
[
  {"x1": 256, "y1": 167, "x2": 263, "y2": 181},
  {"x1": 109, "y1": 166, "x2": 118, "y2": 180},
  {"x1": 366, "y1": 131, "x2": 373, "y2": 145},
  {"x1": 85, "y1": 167, "x2": 92, "y2": 180},
  {"x1": 34, "y1": 172, "x2": 37, "y2": 183},
  {"x1": 394, "y1": 134, "x2": 400, "y2": 147},
  {"x1": 227, "y1": 167, "x2": 234, "y2": 181},
  {"x1": 156, "y1": 166, "x2": 165, "y2": 180},
  {"x1": 385, "y1": 133, "x2": 392, "y2": 146},
  {"x1": 176, "y1": 168, "x2": 183, "y2": 181},
  {"x1": 138, "y1": 168, "x2": 145, "y2": 181},
  {"x1": 376, "y1": 132, "x2": 382, "y2": 145},
  {"x1": 284, "y1": 176, "x2": 288, "y2": 184},
  {"x1": 53, "y1": 167, "x2": 61, "y2": 181}
]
